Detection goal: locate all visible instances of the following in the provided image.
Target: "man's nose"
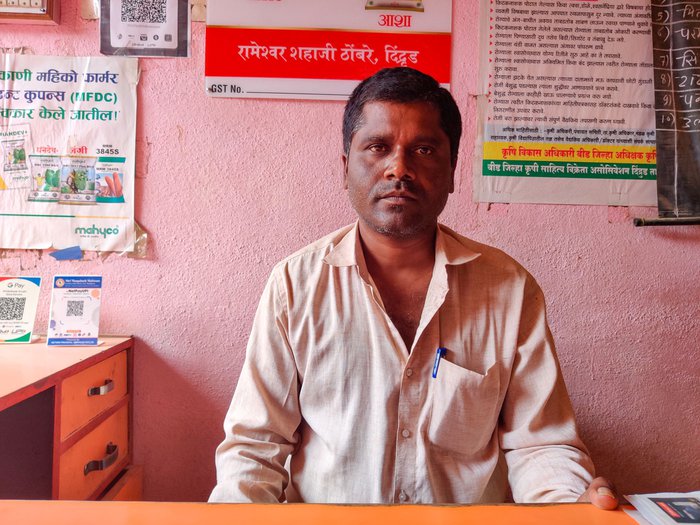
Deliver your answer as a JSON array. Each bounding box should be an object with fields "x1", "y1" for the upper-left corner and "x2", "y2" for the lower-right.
[{"x1": 383, "y1": 149, "x2": 415, "y2": 180}]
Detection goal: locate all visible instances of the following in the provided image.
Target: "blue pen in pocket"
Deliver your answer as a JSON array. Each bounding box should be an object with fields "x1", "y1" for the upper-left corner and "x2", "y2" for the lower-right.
[{"x1": 432, "y1": 347, "x2": 447, "y2": 378}]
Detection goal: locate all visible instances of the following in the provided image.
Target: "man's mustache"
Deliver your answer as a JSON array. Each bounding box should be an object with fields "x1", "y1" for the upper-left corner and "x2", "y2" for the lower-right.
[{"x1": 371, "y1": 180, "x2": 421, "y2": 199}]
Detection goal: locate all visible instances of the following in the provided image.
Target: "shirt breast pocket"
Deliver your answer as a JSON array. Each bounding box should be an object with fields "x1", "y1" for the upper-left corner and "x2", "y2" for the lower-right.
[{"x1": 428, "y1": 360, "x2": 501, "y2": 456}]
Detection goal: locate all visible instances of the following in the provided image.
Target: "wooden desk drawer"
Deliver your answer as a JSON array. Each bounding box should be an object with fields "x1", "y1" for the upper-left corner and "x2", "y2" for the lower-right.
[
  {"x1": 60, "y1": 351, "x2": 127, "y2": 440},
  {"x1": 58, "y1": 404, "x2": 129, "y2": 500},
  {"x1": 100, "y1": 465, "x2": 143, "y2": 501}
]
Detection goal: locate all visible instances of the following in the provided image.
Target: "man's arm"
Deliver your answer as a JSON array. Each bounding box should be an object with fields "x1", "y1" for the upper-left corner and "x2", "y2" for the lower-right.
[
  {"x1": 500, "y1": 274, "x2": 596, "y2": 503},
  {"x1": 209, "y1": 271, "x2": 301, "y2": 503}
]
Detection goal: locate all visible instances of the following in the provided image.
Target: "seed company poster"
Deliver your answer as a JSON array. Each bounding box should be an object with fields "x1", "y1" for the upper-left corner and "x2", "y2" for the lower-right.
[{"x1": 0, "y1": 54, "x2": 138, "y2": 251}]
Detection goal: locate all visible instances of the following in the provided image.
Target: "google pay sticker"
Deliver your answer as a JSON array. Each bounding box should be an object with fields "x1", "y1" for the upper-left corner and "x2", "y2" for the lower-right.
[
  {"x1": 47, "y1": 276, "x2": 102, "y2": 346},
  {"x1": 0, "y1": 276, "x2": 41, "y2": 343}
]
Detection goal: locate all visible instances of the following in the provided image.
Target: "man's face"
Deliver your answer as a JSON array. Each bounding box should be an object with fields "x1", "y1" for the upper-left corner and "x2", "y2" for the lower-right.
[{"x1": 342, "y1": 101, "x2": 455, "y2": 239}]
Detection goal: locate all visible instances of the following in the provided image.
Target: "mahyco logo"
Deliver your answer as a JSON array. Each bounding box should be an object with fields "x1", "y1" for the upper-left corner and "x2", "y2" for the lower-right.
[{"x1": 74, "y1": 225, "x2": 120, "y2": 238}]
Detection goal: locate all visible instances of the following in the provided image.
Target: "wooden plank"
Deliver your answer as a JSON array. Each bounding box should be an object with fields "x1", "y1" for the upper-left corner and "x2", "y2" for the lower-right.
[{"x1": 0, "y1": 500, "x2": 639, "y2": 525}]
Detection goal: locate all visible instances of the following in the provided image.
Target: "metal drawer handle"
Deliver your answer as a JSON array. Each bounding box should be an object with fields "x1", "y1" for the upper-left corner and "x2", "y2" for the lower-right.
[
  {"x1": 84, "y1": 442, "x2": 119, "y2": 476},
  {"x1": 87, "y1": 379, "x2": 114, "y2": 397}
]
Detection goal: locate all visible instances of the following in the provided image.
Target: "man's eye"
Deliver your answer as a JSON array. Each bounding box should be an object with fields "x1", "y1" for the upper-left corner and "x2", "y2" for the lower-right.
[
  {"x1": 368, "y1": 144, "x2": 387, "y2": 153},
  {"x1": 415, "y1": 146, "x2": 433, "y2": 155}
]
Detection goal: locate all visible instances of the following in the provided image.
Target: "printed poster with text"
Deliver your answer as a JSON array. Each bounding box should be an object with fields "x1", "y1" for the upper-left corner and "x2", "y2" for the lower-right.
[
  {"x1": 205, "y1": 0, "x2": 451, "y2": 100},
  {"x1": 476, "y1": 0, "x2": 657, "y2": 205},
  {"x1": 0, "y1": 54, "x2": 138, "y2": 251}
]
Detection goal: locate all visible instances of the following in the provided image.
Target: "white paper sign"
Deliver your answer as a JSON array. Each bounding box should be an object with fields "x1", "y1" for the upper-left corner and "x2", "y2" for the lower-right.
[
  {"x1": 475, "y1": 0, "x2": 657, "y2": 206},
  {"x1": 0, "y1": 54, "x2": 138, "y2": 251},
  {"x1": 0, "y1": 276, "x2": 41, "y2": 343},
  {"x1": 47, "y1": 275, "x2": 102, "y2": 346}
]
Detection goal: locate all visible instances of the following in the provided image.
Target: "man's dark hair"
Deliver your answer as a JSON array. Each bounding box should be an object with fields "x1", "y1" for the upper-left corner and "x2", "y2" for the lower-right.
[{"x1": 342, "y1": 67, "x2": 462, "y2": 167}]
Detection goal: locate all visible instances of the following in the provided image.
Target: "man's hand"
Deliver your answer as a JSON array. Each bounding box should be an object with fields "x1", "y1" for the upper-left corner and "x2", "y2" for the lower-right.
[{"x1": 578, "y1": 477, "x2": 619, "y2": 510}]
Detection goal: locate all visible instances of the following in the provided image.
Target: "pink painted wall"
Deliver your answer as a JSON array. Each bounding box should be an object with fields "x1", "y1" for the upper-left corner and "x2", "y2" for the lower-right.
[{"x1": 2, "y1": 1, "x2": 698, "y2": 502}]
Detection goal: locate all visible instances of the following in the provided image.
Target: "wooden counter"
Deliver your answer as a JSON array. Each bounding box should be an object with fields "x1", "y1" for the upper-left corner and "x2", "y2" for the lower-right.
[{"x1": 0, "y1": 500, "x2": 638, "y2": 525}]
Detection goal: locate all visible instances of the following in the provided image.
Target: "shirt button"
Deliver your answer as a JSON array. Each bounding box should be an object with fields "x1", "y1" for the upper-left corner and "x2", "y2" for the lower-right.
[
  {"x1": 401, "y1": 429, "x2": 411, "y2": 438},
  {"x1": 399, "y1": 490, "x2": 409, "y2": 502},
  {"x1": 405, "y1": 368, "x2": 413, "y2": 377}
]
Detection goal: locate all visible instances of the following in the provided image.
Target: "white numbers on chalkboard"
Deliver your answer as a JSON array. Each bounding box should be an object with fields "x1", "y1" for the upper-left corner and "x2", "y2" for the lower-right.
[
  {"x1": 674, "y1": 73, "x2": 700, "y2": 88},
  {"x1": 655, "y1": 9, "x2": 671, "y2": 23},
  {"x1": 679, "y1": 116, "x2": 700, "y2": 130},
  {"x1": 652, "y1": 0, "x2": 700, "y2": 134},
  {"x1": 656, "y1": 25, "x2": 671, "y2": 43},
  {"x1": 659, "y1": 113, "x2": 675, "y2": 127},
  {"x1": 659, "y1": 72, "x2": 672, "y2": 88},
  {"x1": 680, "y1": 93, "x2": 700, "y2": 109}
]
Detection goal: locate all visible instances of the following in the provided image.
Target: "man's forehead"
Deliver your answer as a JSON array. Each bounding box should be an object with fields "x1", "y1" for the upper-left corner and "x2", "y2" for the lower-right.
[
  {"x1": 353, "y1": 100, "x2": 443, "y2": 136},
  {"x1": 361, "y1": 100, "x2": 439, "y2": 118}
]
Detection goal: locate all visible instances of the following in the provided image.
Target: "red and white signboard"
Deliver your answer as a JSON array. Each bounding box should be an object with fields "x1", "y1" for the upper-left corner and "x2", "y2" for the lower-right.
[{"x1": 205, "y1": 0, "x2": 452, "y2": 100}]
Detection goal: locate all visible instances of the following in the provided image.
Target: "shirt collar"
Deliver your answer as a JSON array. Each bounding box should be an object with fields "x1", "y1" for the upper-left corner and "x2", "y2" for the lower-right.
[
  {"x1": 323, "y1": 221, "x2": 481, "y2": 268},
  {"x1": 435, "y1": 224, "x2": 482, "y2": 267},
  {"x1": 323, "y1": 221, "x2": 362, "y2": 267}
]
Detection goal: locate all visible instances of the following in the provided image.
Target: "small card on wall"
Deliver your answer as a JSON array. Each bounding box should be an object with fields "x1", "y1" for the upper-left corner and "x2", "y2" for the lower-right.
[
  {"x1": 47, "y1": 276, "x2": 102, "y2": 346},
  {"x1": 0, "y1": 276, "x2": 42, "y2": 343},
  {"x1": 100, "y1": 0, "x2": 190, "y2": 57}
]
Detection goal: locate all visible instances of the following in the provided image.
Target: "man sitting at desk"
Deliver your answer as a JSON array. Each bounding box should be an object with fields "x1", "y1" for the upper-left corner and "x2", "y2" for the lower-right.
[{"x1": 209, "y1": 67, "x2": 617, "y2": 508}]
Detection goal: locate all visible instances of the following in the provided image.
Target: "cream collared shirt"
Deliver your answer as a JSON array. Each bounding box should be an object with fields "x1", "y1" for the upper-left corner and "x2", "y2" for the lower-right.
[{"x1": 210, "y1": 223, "x2": 594, "y2": 504}]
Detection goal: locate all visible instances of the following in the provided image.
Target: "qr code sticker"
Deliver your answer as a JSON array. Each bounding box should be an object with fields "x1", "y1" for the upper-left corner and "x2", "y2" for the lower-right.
[
  {"x1": 66, "y1": 300, "x2": 84, "y2": 317},
  {"x1": 0, "y1": 297, "x2": 26, "y2": 321},
  {"x1": 121, "y1": 0, "x2": 167, "y2": 23}
]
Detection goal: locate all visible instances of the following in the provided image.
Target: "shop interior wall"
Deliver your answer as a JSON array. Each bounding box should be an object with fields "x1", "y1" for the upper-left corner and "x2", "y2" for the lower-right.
[{"x1": 1, "y1": 0, "x2": 698, "y2": 501}]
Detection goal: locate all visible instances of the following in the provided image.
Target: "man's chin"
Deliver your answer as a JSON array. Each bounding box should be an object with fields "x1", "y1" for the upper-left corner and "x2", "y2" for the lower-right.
[
  {"x1": 372, "y1": 220, "x2": 435, "y2": 239},
  {"x1": 354, "y1": 207, "x2": 440, "y2": 240}
]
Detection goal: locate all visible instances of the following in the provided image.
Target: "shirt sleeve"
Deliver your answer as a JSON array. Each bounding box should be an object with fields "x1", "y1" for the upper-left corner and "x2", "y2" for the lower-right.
[
  {"x1": 500, "y1": 274, "x2": 595, "y2": 503},
  {"x1": 209, "y1": 269, "x2": 301, "y2": 503}
]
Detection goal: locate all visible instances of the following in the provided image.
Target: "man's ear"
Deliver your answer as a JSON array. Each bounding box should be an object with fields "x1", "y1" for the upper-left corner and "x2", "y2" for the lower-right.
[
  {"x1": 342, "y1": 153, "x2": 349, "y2": 190},
  {"x1": 449, "y1": 165, "x2": 456, "y2": 193}
]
